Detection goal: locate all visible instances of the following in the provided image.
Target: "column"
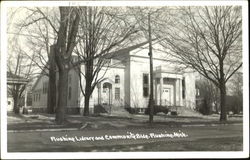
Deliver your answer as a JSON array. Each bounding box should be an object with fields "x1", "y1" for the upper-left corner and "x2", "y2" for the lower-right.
[
  {"x1": 179, "y1": 78, "x2": 183, "y2": 106},
  {"x1": 24, "y1": 85, "x2": 27, "y2": 108},
  {"x1": 99, "y1": 83, "x2": 102, "y2": 105},
  {"x1": 154, "y1": 79, "x2": 157, "y2": 104},
  {"x1": 160, "y1": 77, "x2": 163, "y2": 105},
  {"x1": 175, "y1": 79, "x2": 179, "y2": 106},
  {"x1": 97, "y1": 83, "x2": 101, "y2": 105}
]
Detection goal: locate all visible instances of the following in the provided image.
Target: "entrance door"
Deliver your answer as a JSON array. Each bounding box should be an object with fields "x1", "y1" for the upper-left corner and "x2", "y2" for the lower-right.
[
  {"x1": 162, "y1": 88, "x2": 171, "y2": 106},
  {"x1": 102, "y1": 82, "x2": 112, "y2": 105}
]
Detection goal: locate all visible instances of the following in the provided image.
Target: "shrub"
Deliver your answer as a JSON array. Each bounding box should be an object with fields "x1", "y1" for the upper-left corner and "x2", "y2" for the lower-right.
[{"x1": 145, "y1": 105, "x2": 169, "y2": 115}]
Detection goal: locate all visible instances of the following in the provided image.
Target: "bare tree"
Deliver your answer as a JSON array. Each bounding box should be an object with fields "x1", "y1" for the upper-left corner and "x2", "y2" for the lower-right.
[
  {"x1": 9, "y1": 7, "x2": 59, "y2": 114},
  {"x1": 53, "y1": 7, "x2": 80, "y2": 124},
  {"x1": 25, "y1": 9, "x2": 57, "y2": 114},
  {"x1": 75, "y1": 7, "x2": 138, "y2": 116},
  {"x1": 158, "y1": 6, "x2": 242, "y2": 121},
  {"x1": 15, "y1": 7, "x2": 80, "y2": 124},
  {"x1": 7, "y1": 42, "x2": 35, "y2": 114}
]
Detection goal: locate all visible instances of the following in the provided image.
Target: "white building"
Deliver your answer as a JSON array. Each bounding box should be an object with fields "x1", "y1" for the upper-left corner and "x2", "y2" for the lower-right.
[{"x1": 32, "y1": 41, "x2": 196, "y2": 114}]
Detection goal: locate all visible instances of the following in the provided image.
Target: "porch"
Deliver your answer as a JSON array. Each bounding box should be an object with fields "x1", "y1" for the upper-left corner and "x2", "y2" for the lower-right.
[{"x1": 154, "y1": 66, "x2": 184, "y2": 107}]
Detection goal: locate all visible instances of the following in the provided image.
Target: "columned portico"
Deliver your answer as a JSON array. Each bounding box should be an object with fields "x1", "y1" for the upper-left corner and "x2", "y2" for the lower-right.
[{"x1": 154, "y1": 67, "x2": 183, "y2": 107}]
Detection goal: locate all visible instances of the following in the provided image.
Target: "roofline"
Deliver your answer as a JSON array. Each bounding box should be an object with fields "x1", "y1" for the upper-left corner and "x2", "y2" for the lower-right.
[{"x1": 31, "y1": 64, "x2": 49, "y2": 91}]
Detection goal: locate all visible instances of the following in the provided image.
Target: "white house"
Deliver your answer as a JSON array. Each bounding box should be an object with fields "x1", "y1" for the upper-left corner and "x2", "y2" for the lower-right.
[
  {"x1": 7, "y1": 72, "x2": 29, "y2": 112},
  {"x1": 32, "y1": 41, "x2": 196, "y2": 114}
]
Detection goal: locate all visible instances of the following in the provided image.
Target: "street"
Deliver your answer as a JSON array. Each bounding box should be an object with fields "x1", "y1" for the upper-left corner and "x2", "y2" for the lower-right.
[{"x1": 7, "y1": 124, "x2": 242, "y2": 152}]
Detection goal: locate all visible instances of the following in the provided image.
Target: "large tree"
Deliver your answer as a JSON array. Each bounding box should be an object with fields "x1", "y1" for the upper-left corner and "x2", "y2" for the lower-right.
[
  {"x1": 158, "y1": 6, "x2": 242, "y2": 121},
  {"x1": 53, "y1": 7, "x2": 80, "y2": 124},
  {"x1": 14, "y1": 7, "x2": 80, "y2": 124},
  {"x1": 75, "y1": 6, "x2": 138, "y2": 116}
]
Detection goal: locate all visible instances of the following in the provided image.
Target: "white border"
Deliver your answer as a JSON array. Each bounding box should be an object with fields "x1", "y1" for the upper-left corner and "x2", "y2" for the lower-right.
[
  {"x1": 1, "y1": 1, "x2": 8, "y2": 159},
  {"x1": 0, "y1": 0, "x2": 249, "y2": 7},
  {"x1": 1, "y1": 1, "x2": 249, "y2": 159}
]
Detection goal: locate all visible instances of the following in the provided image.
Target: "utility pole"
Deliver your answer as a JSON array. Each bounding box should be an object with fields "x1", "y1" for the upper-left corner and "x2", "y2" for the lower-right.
[{"x1": 148, "y1": 13, "x2": 154, "y2": 123}]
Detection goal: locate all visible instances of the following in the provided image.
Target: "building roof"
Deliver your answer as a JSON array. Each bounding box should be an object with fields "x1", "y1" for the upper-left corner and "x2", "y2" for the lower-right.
[
  {"x1": 7, "y1": 72, "x2": 29, "y2": 85},
  {"x1": 106, "y1": 41, "x2": 149, "y2": 60}
]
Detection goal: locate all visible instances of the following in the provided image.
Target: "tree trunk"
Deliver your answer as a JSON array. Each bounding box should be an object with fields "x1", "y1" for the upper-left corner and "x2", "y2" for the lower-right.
[
  {"x1": 55, "y1": 69, "x2": 68, "y2": 124},
  {"x1": 54, "y1": 7, "x2": 80, "y2": 124},
  {"x1": 47, "y1": 45, "x2": 57, "y2": 114},
  {"x1": 84, "y1": 92, "x2": 91, "y2": 116},
  {"x1": 83, "y1": 75, "x2": 92, "y2": 116},
  {"x1": 220, "y1": 82, "x2": 227, "y2": 121},
  {"x1": 13, "y1": 96, "x2": 19, "y2": 114},
  {"x1": 83, "y1": 60, "x2": 94, "y2": 116}
]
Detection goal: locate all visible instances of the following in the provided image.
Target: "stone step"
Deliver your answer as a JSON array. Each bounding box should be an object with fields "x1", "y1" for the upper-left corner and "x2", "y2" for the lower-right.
[{"x1": 102, "y1": 105, "x2": 129, "y2": 114}]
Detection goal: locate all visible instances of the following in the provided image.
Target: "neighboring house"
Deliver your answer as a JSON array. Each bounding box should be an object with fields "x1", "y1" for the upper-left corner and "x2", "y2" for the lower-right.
[
  {"x1": 32, "y1": 62, "x2": 80, "y2": 113},
  {"x1": 195, "y1": 71, "x2": 243, "y2": 115},
  {"x1": 32, "y1": 41, "x2": 196, "y2": 114},
  {"x1": 7, "y1": 72, "x2": 29, "y2": 112},
  {"x1": 195, "y1": 77, "x2": 218, "y2": 114}
]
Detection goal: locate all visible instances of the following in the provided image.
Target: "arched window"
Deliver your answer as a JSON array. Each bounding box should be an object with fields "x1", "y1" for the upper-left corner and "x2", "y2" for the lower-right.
[{"x1": 115, "y1": 75, "x2": 120, "y2": 84}]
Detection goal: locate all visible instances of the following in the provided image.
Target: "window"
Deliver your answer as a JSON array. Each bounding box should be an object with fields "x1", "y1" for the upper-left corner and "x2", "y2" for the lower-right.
[
  {"x1": 68, "y1": 86, "x2": 72, "y2": 100},
  {"x1": 143, "y1": 73, "x2": 149, "y2": 97},
  {"x1": 115, "y1": 88, "x2": 120, "y2": 100},
  {"x1": 46, "y1": 82, "x2": 48, "y2": 93},
  {"x1": 8, "y1": 101, "x2": 11, "y2": 105},
  {"x1": 143, "y1": 87, "x2": 149, "y2": 97},
  {"x1": 42, "y1": 83, "x2": 45, "y2": 93},
  {"x1": 182, "y1": 79, "x2": 185, "y2": 99},
  {"x1": 115, "y1": 75, "x2": 120, "y2": 84},
  {"x1": 196, "y1": 89, "x2": 200, "y2": 96},
  {"x1": 43, "y1": 82, "x2": 48, "y2": 94},
  {"x1": 143, "y1": 74, "x2": 149, "y2": 84}
]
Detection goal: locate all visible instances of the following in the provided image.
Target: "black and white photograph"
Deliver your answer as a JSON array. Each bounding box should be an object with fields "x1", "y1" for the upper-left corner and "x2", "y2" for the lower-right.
[{"x1": 0, "y1": 0, "x2": 249, "y2": 159}]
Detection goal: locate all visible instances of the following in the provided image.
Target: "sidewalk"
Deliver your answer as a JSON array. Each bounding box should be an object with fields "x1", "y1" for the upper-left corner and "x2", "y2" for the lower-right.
[{"x1": 7, "y1": 112, "x2": 243, "y2": 131}]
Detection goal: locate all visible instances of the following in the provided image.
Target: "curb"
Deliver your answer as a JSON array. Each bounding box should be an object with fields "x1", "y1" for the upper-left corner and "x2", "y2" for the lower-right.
[
  {"x1": 8, "y1": 128, "x2": 78, "y2": 133},
  {"x1": 7, "y1": 122, "x2": 242, "y2": 133},
  {"x1": 182, "y1": 122, "x2": 242, "y2": 127}
]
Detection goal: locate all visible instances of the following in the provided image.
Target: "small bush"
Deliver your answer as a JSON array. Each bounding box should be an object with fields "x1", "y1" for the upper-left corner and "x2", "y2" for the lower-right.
[
  {"x1": 145, "y1": 105, "x2": 169, "y2": 115},
  {"x1": 94, "y1": 104, "x2": 108, "y2": 114}
]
